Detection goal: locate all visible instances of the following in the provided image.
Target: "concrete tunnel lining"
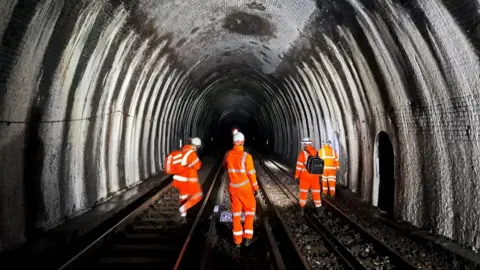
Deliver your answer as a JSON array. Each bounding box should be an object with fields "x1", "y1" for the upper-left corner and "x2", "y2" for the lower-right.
[{"x1": 1, "y1": 0, "x2": 480, "y2": 254}]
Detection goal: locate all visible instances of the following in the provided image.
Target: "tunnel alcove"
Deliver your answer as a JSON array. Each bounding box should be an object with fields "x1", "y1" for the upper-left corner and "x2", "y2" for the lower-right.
[{"x1": 377, "y1": 131, "x2": 395, "y2": 217}]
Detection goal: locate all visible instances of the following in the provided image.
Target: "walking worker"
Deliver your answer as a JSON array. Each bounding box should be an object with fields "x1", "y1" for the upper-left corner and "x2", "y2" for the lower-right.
[
  {"x1": 295, "y1": 137, "x2": 324, "y2": 216},
  {"x1": 165, "y1": 137, "x2": 203, "y2": 224},
  {"x1": 319, "y1": 139, "x2": 340, "y2": 197},
  {"x1": 224, "y1": 131, "x2": 259, "y2": 247}
]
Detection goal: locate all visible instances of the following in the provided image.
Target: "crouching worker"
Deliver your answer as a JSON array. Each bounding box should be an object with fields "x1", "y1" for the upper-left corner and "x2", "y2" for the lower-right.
[
  {"x1": 295, "y1": 137, "x2": 324, "y2": 216},
  {"x1": 225, "y1": 132, "x2": 259, "y2": 247},
  {"x1": 165, "y1": 137, "x2": 203, "y2": 224}
]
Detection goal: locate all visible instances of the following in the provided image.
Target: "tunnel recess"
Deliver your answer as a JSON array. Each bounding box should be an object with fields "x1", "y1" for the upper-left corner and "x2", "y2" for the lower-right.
[{"x1": 374, "y1": 131, "x2": 395, "y2": 217}]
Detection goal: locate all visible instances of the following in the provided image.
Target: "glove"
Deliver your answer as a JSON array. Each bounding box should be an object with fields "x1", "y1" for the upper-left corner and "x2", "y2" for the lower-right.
[
  {"x1": 295, "y1": 178, "x2": 299, "y2": 181},
  {"x1": 254, "y1": 190, "x2": 259, "y2": 198}
]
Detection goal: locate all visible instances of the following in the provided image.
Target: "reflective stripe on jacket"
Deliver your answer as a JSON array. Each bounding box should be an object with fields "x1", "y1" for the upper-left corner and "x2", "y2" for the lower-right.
[
  {"x1": 225, "y1": 145, "x2": 258, "y2": 191},
  {"x1": 173, "y1": 145, "x2": 202, "y2": 182},
  {"x1": 319, "y1": 145, "x2": 339, "y2": 170}
]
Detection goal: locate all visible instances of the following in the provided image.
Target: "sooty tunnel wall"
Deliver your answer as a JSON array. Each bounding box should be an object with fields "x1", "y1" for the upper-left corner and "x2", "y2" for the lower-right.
[{"x1": 1, "y1": 0, "x2": 480, "y2": 253}]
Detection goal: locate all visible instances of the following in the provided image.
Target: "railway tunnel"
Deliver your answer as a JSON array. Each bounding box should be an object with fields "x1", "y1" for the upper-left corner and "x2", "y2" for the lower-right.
[{"x1": 1, "y1": 0, "x2": 480, "y2": 261}]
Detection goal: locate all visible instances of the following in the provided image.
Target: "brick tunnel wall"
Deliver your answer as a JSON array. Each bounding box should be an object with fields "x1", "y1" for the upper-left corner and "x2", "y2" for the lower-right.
[
  {"x1": 276, "y1": 0, "x2": 480, "y2": 251},
  {"x1": 0, "y1": 0, "x2": 480, "y2": 253},
  {"x1": 0, "y1": 0, "x2": 196, "y2": 251}
]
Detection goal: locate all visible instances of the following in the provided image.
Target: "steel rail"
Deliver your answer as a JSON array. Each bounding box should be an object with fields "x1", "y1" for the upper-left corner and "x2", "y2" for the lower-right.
[
  {"x1": 266, "y1": 157, "x2": 418, "y2": 270},
  {"x1": 173, "y1": 163, "x2": 224, "y2": 269},
  {"x1": 58, "y1": 182, "x2": 172, "y2": 270},
  {"x1": 261, "y1": 159, "x2": 361, "y2": 270}
]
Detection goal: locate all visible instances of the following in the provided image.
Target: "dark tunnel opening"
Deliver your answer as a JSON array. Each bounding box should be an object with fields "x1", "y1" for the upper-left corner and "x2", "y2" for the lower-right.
[
  {"x1": 377, "y1": 131, "x2": 395, "y2": 217},
  {"x1": 210, "y1": 115, "x2": 263, "y2": 153},
  {"x1": 196, "y1": 67, "x2": 281, "y2": 155}
]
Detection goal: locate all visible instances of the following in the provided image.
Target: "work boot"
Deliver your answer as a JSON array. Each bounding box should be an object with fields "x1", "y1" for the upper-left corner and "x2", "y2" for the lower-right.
[
  {"x1": 180, "y1": 216, "x2": 187, "y2": 225},
  {"x1": 316, "y1": 207, "x2": 324, "y2": 217},
  {"x1": 297, "y1": 207, "x2": 305, "y2": 216},
  {"x1": 174, "y1": 211, "x2": 187, "y2": 224},
  {"x1": 244, "y1": 237, "x2": 257, "y2": 247}
]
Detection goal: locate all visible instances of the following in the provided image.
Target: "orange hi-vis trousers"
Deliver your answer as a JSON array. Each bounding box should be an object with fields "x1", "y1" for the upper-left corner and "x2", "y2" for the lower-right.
[
  {"x1": 322, "y1": 169, "x2": 336, "y2": 196},
  {"x1": 173, "y1": 177, "x2": 203, "y2": 217},
  {"x1": 230, "y1": 186, "x2": 256, "y2": 245},
  {"x1": 299, "y1": 176, "x2": 322, "y2": 208}
]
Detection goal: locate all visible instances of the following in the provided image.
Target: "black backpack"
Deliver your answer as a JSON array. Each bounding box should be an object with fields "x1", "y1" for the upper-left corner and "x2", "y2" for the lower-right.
[{"x1": 305, "y1": 151, "x2": 324, "y2": 175}]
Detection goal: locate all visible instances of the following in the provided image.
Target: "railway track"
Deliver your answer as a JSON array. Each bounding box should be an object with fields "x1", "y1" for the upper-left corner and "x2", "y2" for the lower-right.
[
  {"x1": 261, "y1": 158, "x2": 418, "y2": 270},
  {"x1": 266, "y1": 157, "x2": 480, "y2": 269},
  {"x1": 198, "y1": 161, "x2": 308, "y2": 270},
  {"x1": 373, "y1": 210, "x2": 480, "y2": 269},
  {"x1": 200, "y1": 174, "x2": 274, "y2": 270},
  {"x1": 58, "y1": 160, "x2": 224, "y2": 270}
]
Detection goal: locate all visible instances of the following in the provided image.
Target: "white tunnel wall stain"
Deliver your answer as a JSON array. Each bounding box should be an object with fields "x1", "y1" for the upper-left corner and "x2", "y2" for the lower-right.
[
  {"x1": 0, "y1": 0, "x2": 18, "y2": 42},
  {"x1": 67, "y1": 2, "x2": 126, "y2": 213},
  {"x1": 327, "y1": 34, "x2": 368, "y2": 189},
  {"x1": 420, "y1": 0, "x2": 480, "y2": 243},
  {"x1": 337, "y1": 24, "x2": 387, "y2": 198},
  {"x1": 1, "y1": 0, "x2": 480, "y2": 253},
  {"x1": 298, "y1": 65, "x2": 323, "y2": 146},
  {"x1": 95, "y1": 31, "x2": 136, "y2": 196},
  {"x1": 323, "y1": 43, "x2": 361, "y2": 190},
  {"x1": 38, "y1": 0, "x2": 106, "y2": 230},
  {"x1": 302, "y1": 63, "x2": 330, "y2": 144},
  {"x1": 294, "y1": 70, "x2": 318, "y2": 145},
  {"x1": 160, "y1": 72, "x2": 179, "y2": 167},
  {"x1": 110, "y1": 37, "x2": 149, "y2": 188},
  {"x1": 152, "y1": 69, "x2": 176, "y2": 170},
  {"x1": 382, "y1": 0, "x2": 455, "y2": 238},
  {"x1": 124, "y1": 39, "x2": 165, "y2": 186},
  {"x1": 164, "y1": 72, "x2": 186, "y2": 153},
  {"x1": 142, "y1": 56, "x2": 168, "y2": 176},
  {"x1": 0, "y1": 0, "x2": 64, "y2": 247},
  {"x1": 310, "y1": 56, "x2": 349, "y2": 186}
]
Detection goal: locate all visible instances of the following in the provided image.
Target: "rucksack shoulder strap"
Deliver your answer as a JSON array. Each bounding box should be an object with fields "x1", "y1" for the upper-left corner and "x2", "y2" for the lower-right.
[{"x1": 181, "y1": 149, "x2": 194, "y2": 166}]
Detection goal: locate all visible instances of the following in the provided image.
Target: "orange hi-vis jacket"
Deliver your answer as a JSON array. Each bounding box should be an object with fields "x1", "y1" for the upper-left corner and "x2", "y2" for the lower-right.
[
  {"x1": 172, "y1": 145, "x2": 202, "y2": 184},
  {"x1": 319, "y1": 144, "x2": 339, "y2": 170},
  {"x1": 225, "y1": 145, "x2": 259, "y2": 192},
  {"x1": 295, "y1": 145, "x2": 319, "y2": 180},
  {"x1": 295, "y1": 145, "x2": 322, "y2": 207}
]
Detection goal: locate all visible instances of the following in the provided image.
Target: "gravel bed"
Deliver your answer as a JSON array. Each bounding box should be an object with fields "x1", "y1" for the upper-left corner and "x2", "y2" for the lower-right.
[
  {"x1": 91, "y1": 187, "x2": 188, "y2": 269},
  {"x1": 257, "y1": 165, "x2": 345, "y2": 269},
  {"x1": 137, "y1": 188, "x2": 181, "y2": 225},
  {"x1": 266, "y1": 167, "x2": 400, "y2": 269},
  {"x1": 267, "y1": 159, "x2": 471, "y2": 269},
  {"x1": 333, "y1": 191, "x2": 468, "y2": 269},
  {"x1": 321, "y1": 210, "x2": 393, "y2": 269}
]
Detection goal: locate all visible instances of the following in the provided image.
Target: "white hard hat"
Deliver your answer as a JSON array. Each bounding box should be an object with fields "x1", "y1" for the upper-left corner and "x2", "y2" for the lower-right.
[
  {"x1": 301, "y1": 137, "x2": 313, "y2": 145},
  {"x1": 191, "y1": 137, "x2": 202, "y2": 147},
  {"x1": 233, "y1": 132, "x2": 245, "y2": 144}
]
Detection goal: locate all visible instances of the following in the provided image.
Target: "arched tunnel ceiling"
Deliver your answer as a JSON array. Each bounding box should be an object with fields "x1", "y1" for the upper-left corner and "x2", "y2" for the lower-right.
[
  {"x1": 1, "y1": 0, "x2": 480, "y2": 255},
  {"x1": 133, "y1": 0, "x2": 317, "y2": 80}
]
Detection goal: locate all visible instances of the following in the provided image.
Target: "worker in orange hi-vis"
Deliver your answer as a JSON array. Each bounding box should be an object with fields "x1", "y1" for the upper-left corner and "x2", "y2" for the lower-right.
[
  {"x1": 319, "y1": 139, "x2": 340, "y2": 197},
  {"x1": 224, "y1": 131, "x2": 259, "y2": 247},
  {"x1": 166, "y1": 137, "x2": 203, "y2": 224},
  {"x1": 295, "y1": 137, "x2": 324, "y2": 217}
]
